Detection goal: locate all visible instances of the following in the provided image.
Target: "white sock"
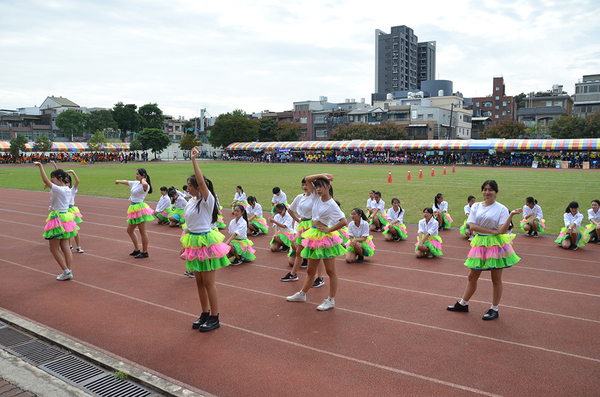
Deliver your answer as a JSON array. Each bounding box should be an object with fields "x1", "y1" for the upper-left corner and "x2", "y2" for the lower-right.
[
  {"x1": 64, "y1": 269, "x2": 71, "y2": 274},
  {"x1": 491, "y1": 305, "x2": 498, "y2": 311},
  {"x1": 459, "y1": 299, "x2": 468, "y2": 306}
]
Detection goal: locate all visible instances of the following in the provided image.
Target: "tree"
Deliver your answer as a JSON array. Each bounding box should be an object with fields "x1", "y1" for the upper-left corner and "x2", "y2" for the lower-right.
[
  {"x1": 34, "y1": 133, "x2": 53, "y2": 152},
  {"x1": 547, "y1": 116, "x2": 587, "y2": 139},
  {"x1": 86, "y1": 109, "x2": 118, "y2": 136},
  {"x1": 9, "y1": 134, "x2": 28, "y2": 157},
  {"x1": 208, "y1": 110, "x2": 259, "y2": 148},
  {"x1": 183, "y1": 119, "x2": 195, "y2": 134},
  {"x1": 523, "y1": 123, "x2": 550, "y2": 139},
  {"x1": 258, "y1": 118, "x2": 278, "y2": 141},
  {"x1": 275, "y1": 122, "x2": 301, "y2": 141},
  {"x1": 137, "y1": 128, "x2": 170, "y2": 159},
  {"x1": 87, "y1": 130, "x2": 108, "y2": 152},
  {"x1": 583, "y1": 111, "x2": 600, "y2": 138},
  {"x1": 329, "y1": 122, "x2": 408, "y2": 141},
  {"x1": 179, "y1": 132, "x2": 201, "y2": 151},
  {"x1": 129, "y1": 139, "x2": 143, "y2": 152},
  {"x1": 138, "y1": 103, "x2": 164, "y2": 130},
  {"x1": 55, "y1": 109, "x2": 88, "y2": 141},
  {"x1": 480, "y1": 120, "x2": 526, "y2": 139},
  {"x1": 113, "y1": 102, "x2": 142, "y2": 139},
  {"x1": 514, "y1": 93, "x2": 527, "y2": 110}
]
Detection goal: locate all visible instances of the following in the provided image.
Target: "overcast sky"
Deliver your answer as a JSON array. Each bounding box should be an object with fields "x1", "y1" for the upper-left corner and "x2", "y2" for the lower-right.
[{"x1": 1, "y1": 0, "x2": 598, "y2": 119}]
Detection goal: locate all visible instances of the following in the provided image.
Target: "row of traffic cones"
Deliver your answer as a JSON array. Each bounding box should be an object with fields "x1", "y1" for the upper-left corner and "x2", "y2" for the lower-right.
[{"x1": 391, "y1": 165, "x2": 455, "y2": 182}]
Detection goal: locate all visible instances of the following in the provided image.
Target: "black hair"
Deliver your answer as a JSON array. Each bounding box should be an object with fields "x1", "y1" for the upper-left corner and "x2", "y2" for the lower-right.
[
  {"x1": 423, "y1": 207, "x2": 434, "y2": 214},
  {"x1": 183, "y1": 185, "x2": 188, "y2": 191},
  {"x1": 526, "y1": 196, "x2": 537, "y2": 205},
  {"x1": 370, "y1": 190, "x2": 376, "y2": 194},
  {"x1": 234, "y1": 204, "x2": 249, "y2": 225},
  {"x1": 160, "y1": 186, "x2": 168, "y2": 192},
  {"x1": 137, "y1": 168, "x2": 153, "y2": 194},
  {"x1": 64, "y1": 173, "x2": 72, "y2": 187},
  {"x1": 274, "y1": 203, "x2": 287, "y2": 212},
  {"x1": 565, "y1": 201, "x2": 579, "y2": 213},
  {"x1": 187, "y1": 174, "x2": 219, "y2": 224},
  {"x1": 391, "y1": 197, "x2": 403, "y2": 213},
  {"x1": 237, "y1": 185, "x2": 244, "y2": 193},
  {"x1": 301, "y1": 177, "x2": 306, "y2": 184},
  {"x1": 592, "y1": 199, "x2": 600, "y2": 206},
  {"x1": 273, "y1": 186, "x2": 280, "y2": 194},
  {"x1": 481, "y1": 180, "x2": 499, "y2": 193},
  {"x1": 352, "y1": 207, "x2": 368, "y2": 221},
  {"x1": 168, "y1": 189, "x2": 179, "y2": 204},
  {"x1": 434, "y1": 193, "x2": 443, "y2": 209},
  {"x1": 313, "y1": 178, "x2": 333, "y2": 197},
  {"x1": 467, "y1": 195, "x2": 475, "y2": 202},
  {"x1": 248, "y1": 195, "x2": 257, "y2": 204},
  {"x1": 50, "y1": 169, "x2": 69, "y2": 184},
  {"x1": 374, "y1": 191, "x2": 381, "y2": 198}
]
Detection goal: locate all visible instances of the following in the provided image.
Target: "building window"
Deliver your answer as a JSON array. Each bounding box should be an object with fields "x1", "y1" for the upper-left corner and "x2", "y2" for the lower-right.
[
  {"x1": 495, "y1": 87, "x2": 500, "y2": 91},
  {"x1": 301, "y1": 129, "x2": 307, "y2": 137},
  {"x1": 502, "y1": 111, "x2": 506, "y2": 116},
  {"x1": 475, "y1": 102, "x2": 480, "y2": 107},
  {"x1": 316, "y1": 129, "x2": 327, "y2": 138},
  {"x1": 484, "y1": 102, "x2": 492, "y2": 107},
  {"x1": 315, "y1": 116, "x2": 324, "y2": 123},
  {"x1": 546, "y1": 102, "x2": 552, "y2": 107},
  {"x1": 483, "y1": 111, "x2": 492, "y2": 117},
  {"x1": 495, "y1": 115, "x2": 499, "y2": 119},
  {"x1": 495, "y1": 105, "x2": 499, "y2": 110},
  {"x1": 554, "y1": 101, "x2": 562, "y2": 106},
  {"x1": 300, "y1": 117, "x2": 307, "y2": 123},
  {"x1": 503, "y1": 101, "x2": 507, "y2": 106},
  {"x1": 589, "y1": 85, "x2": 598, "y2": 93},
  {"x1": 495, "y1": 96, "x2": 499, "y2": 100}
]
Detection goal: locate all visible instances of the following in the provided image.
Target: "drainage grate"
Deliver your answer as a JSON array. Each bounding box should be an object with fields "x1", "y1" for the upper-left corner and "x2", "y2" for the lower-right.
[
  {"x1": 40, "y1": 355, "x2": 106, "y2": 385},
  {"x1": 0, "y1": 327, "x2": 34, "y2": 347},
  {"x1": 8, "y1": 340, "x2": 69, "y2": 365},
  {"x1": 84, "y1": 374, "x2": 153, "y2": 397}
]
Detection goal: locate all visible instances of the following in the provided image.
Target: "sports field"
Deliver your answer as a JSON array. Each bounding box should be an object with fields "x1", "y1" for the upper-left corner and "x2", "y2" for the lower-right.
[{"x1": 1, "y1": 161, "x2": 597, "y2": 235}]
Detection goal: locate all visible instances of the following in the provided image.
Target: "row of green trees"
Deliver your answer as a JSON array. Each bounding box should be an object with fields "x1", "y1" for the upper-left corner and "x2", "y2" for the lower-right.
[{"x1": 480, "y1": 112, "x2": 600, "y2": 139}]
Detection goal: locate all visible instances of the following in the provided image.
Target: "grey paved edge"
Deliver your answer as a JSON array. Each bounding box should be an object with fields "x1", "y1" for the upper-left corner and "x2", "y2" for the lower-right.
[{"x1": 0, "y1": 309, "x2": 211, "y2": 397}]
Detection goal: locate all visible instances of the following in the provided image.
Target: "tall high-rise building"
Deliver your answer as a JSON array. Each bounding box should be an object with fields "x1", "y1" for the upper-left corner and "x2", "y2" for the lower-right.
[{"x1": 375, "y1": 25, "x2": 436, "y2": 94}]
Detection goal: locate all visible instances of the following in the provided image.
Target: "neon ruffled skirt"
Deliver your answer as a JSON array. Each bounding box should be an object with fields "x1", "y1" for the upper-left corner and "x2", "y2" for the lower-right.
[
  {"x1": 441, "y1": 213, "x2": 453, "y2": 229},
  {"x1": 68, "y1": 205, "x2": 83, "y2": 224},
  {"x1": 251, "y1": 216, "x2": 269, "y2": 234},
  {"x1": 300, "y1": 227, "x2": 346, "y2": 259},
  {"x1": 555, "y1": 227, "x2": 589, "y2": 247},
  {"x1": 294, "y1": 219, "x2": 312, "y2": 244},
  {"x1": 271, "y1": 230, "x2": 295, "y2": 247},
  {"x1": 231, "y1": 238, "x2": 256, "y2": 261},
  {"x1": 181, "y1": 230, "x2": 230, "y2": 272},
  {"x1": 383, "y1": 223, "x2": 408, "y2": 239},
  {"x1": 465, "y1": 234, "x2": 520, "y2": 270},
  {"x1": 217, "y1": 214, "x2": 226, "y2": 229},
  {"x1": 414, "y1": 235, "x2": 443, "y2": 256},
  {"x1": 459, "y1": 220, "x2": 469, "y2": 236},
  {"x1": 369, "y1": 213, "x2": 389, "y2": 227},
  {"x1": 346, "y1": 235, "x2": 375, "y2": 257},
  {"x1": 156, "y1": 209, "x2": 171, "y2": 222},
  {"x1": 44, "y1": 211, "x2": 79, "y2": 240},
  {"x1": 232, "y1": 200, "x2": 248, "y2": 211},
  {"x1": 127, "y1": 202, "x2": 154, "y2": 225},
  {"x1": 170, "y1": 207, "x2": 185, "y2": 224},
  {"x1": 519, "y1": 218, "x2": 546, "y2": 233},
  {"x1": 338, "y1": 226, "x2": 350, "y2": 245}
]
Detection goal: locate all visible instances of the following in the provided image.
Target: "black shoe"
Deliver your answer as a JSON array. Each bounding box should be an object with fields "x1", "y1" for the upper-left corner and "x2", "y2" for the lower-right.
[
  {"x1": 533, "y1": 232, "x2": 539, "y2": 238},
  {"x1": 281, "y1": 246, "x2": 290, "y2": 253},
  {"x1": 300, "y1": 259, "x2": 308, "y2": 268},
  {"x1": 482, "y1": 309, "x2": 499, "y2": 320},
  {"x1": 192, "y1": 311, "x2": 210, "y2": 329},
  {"x1": 129, "y1": 250, "x2": 141, "y2": 256},
  {"x1": 199, "y1": 314, "x2": 220, "y2": 332},
  {"x1": 446, "y1": 301, "x2": 469, "y2": 312},
  {"x1": 356, "y1": 256, "x2": 364, "y2": 263},
  {"x1": 311, "y1": 277, "x2": 324, "y2": 288},
  {"x1": 281, "y1": 272, "x2": 298, "y2": 282},
  {"x1": 134, "y1": 252, "x2": 149, "y2": 258},
  {"x1": 527, "y1": 229, "x2": 533, "y2": 236}
]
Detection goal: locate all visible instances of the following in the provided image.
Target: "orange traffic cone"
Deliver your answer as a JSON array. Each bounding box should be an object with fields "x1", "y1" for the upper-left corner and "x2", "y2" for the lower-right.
[
  {"x1": 443, "y1": 167, "x2": 447, "y2": 175},
  {"x1": 387, "y1": 171, "x2": 392, "y2": 183},
  {"x1": 431, "y1": 167, "x2": 435, "y2": 177},
  {"x1": 407, "y1": 170, "x2": 411, "y2": 180},
  {"x1": 452, "y1": 164, "x2": 456, "y2": 173},
  {"x1": 418, "y1": 169, "x2": 423, "y2": 178}
]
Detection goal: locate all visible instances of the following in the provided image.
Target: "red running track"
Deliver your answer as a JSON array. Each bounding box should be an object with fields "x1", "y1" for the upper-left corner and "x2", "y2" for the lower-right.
[{"x1": 0, "y1": 188, "x2": 599, "y2": 396}]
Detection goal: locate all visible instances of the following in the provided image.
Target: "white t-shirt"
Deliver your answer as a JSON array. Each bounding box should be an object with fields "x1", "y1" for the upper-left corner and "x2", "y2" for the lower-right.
[
  {"x1": 463, "y1": 204, "x2": 471, "y2": 216},
  {"x1": 234, "y1": 192, "x2": 247, "y2": 202},
  {"x1": 311, "y1": 192, "x2": 346, "y2": 226},
  {"x1": 49, "y1": 184, "x2": 71, "y2": 212},
  {"x1": 128, "y1": 181, "x2": 149, "y2": 203},
  {"x1": 348, "y1": 219, "x2": 370, "y2": 238},
  {"x1": 184, "y1": 193, "x2": 216, "y2": 233},
  {"x1": 418, "y1": 217, "x2": 439, "y2": 236},
  {"x1": 372, "y1": 199, "x2": 386, "y2": 215},
  {"x1": 272, "y1": 191, "x2": 287, "y2": 204},
  {"x1": 587, "y1": 208, "x2": 600, "y2": 223},
  {"x1": 248, "y1": 202, "x2": 263, "y2": 218},
  {"x1": 273, "y1": 211, "x2": 294, "y2": 233},
  {"x1": 228, "y1": 217, "x2": 248, "y2": 239},
  {"x1": 523, "y1": 204, "x2": 543, "y2": 220},
  {"x1": 69, "y1": 187, "x2": 77, "y2": 206},
  {"x1": 155, "y1": 194, "x2": 171, "y2": 212},
  {"x1": 564, "y1": 212, "x2": 583, "y2": 228},
  {"x1": 467, "y1": 201, "x2": 509, "y2": 230},
  {"x1": 434, "y1": 201, "x2": 448, "y2": 212},
  {"x1": 172, "y1": 195, "x2": 187, "y2": 210},
  {"x1": 387, "y1": 207, "x2": 405, "y2": 224},
  {"x1": 366, "y1": 198, "x2": 375, "y2": 209},
  {"x1": 289, "y1": 193, "x2": 315, "y2": 219}
]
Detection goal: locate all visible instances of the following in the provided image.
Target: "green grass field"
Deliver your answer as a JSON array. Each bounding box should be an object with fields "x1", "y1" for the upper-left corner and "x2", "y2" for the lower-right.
[{"x1": 1, "y1": 161, "x2": 597, "y2": 235}]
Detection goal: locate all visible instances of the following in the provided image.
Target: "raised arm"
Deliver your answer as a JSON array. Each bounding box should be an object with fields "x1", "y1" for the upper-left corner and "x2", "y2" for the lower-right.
[
  {"x1": 498, "y1": 208, "x2": 522, "y2": 234},
  {"x1": 305, "y1": 173, "x2": 333, "y2": 185},
  {"x1": 34, "y1": 162, "x2": 52, "y2": 189},
  {"x1": 191, "y1": 147, "x2": 210, "y2": 200},
  {"x1": 115, "y1": 180, "x2": 129, "y2": 185},
  {"x1": 50, "y1": 160, "x2": 58, "y2": 170},
  {"x1": 66, "y1": 170, "x2": 80, "y2": 189}
]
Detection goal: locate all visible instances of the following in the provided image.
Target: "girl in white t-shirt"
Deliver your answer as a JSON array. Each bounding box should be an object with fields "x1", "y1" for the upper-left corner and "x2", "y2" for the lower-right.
[
  {"x1": 154, "y1": 186, "x2": 172, "y2": 225},
  {"x1": 271, "y1": 187, "x2": 288, "y2": 214},
  {"x1": 415, "y1": 208, "x2": 442, "y2": 258},
  {"x1": 268, "y1": 203, "x2": 295, "y2": 252},
  {"x1": 365, "y1": 190, "x2": 376, "y2": 214},
  {"x1": 182, "y1": 146, "x2": 230, "y2": 332},
  {"x1": 287, "y1": 173, "x2": 347, "y2": 311},
  {"x1": 230, "y1": 185, "x2": 248, "y2": 214},
  {"x1": 168, "y1": 189, "x2": 188, "y2": 227},
  {"x1": 555, "y1": 201, "x2": 589, "y2": 250},
  {"x1": 459, "y1": 195, "x2": 476, "y2": 240},
  {"x1": 368, "y1": 191, "x2": 389, "y2": 232},
  {"x1": 447, "y1": 180, "x2": 521, "y2": 321},
  {"x1": 383, "y1": 198, "x2": 408, "y2": 242},
  {"x1": 346, "y1": 208, "x2": 375, "y2": 263},
  {"x1": 224, "y1": 205, "x2": 256, "y2": 265},
  {"x1": 35, "y1": 162, "x2": 78, "y2": 281},
  {"x1": 115, "y1": 168, "x2": 154, "y2": 258},
  {"x1": 584, "y1": 199, "x2": 600, "y2": 244},
  {"x1": 247, "y1": 196, "x2": 269, "y2": 236},
  {"x1": 521, "y1": 196, "x2": 545, "y2": 237},
  {"x1": 433, "y1": 193, "x2": 453, "y2": 231},
  {"x1": 50, "y1": 161, "x2": 83, "y2": 252}
]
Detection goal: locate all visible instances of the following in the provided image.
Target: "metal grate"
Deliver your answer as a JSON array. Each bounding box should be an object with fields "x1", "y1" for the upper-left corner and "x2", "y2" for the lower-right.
[
  {"x1": 8, "y1": 340, "x2": 69, "y2": 365},
  {"x1": 0, "y1": 327, "x2": 34, "y2": 347},
  {"x1": 84, "y1": 374, "x2": 153, "y2": 397},
  {"x1": 40, "y1": 355, "x2": 106, "y2": 385}
]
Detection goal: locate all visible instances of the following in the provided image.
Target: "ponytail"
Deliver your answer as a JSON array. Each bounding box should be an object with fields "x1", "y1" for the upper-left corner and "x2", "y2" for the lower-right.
[{"x1": 353, "y1": 207, "x2": 368, "y2": 221}]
